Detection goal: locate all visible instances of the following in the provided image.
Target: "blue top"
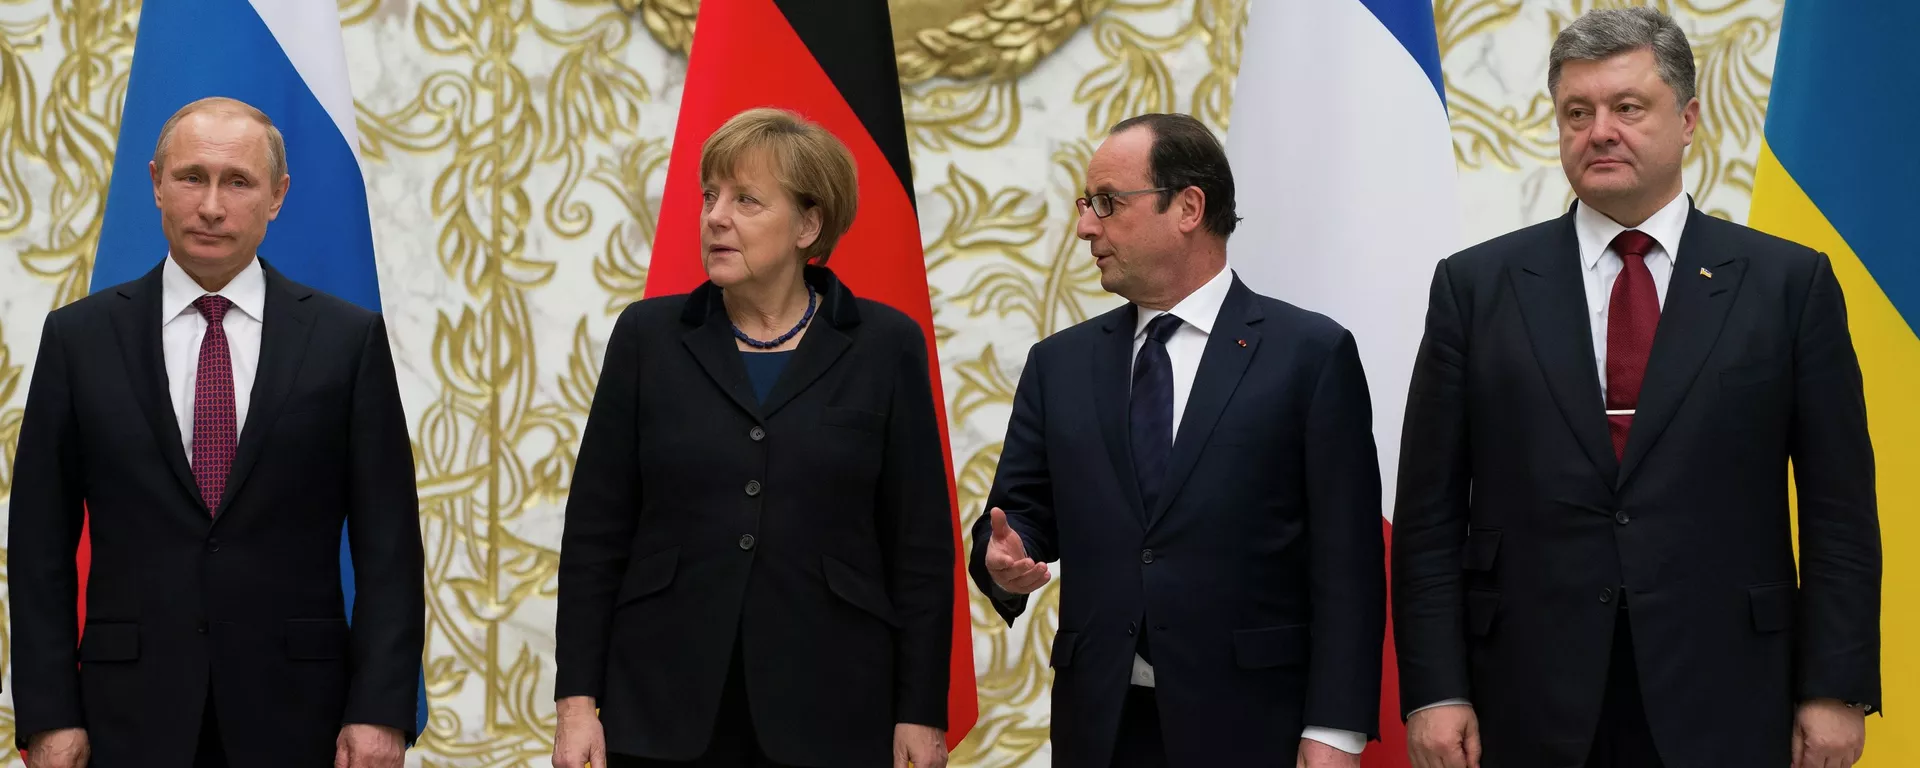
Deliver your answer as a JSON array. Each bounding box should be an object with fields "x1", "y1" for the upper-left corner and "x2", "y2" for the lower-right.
[{"x1": 740, "y1": 349, "x2": 796, "y2": 404}]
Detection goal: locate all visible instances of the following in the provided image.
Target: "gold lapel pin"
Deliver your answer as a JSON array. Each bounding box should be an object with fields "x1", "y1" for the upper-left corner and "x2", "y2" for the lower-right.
[{"x1": 1700, "y1": 267, "x2": 1714, "y2": 279}]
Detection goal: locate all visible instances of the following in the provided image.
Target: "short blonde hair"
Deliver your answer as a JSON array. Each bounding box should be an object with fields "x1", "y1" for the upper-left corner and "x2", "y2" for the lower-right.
[
  {"x1": 154, "y1": 97, "x2": 288, "y2": 180},
  {"x1": 701, "y1": 108, "x2": 858, "y2": 265}
]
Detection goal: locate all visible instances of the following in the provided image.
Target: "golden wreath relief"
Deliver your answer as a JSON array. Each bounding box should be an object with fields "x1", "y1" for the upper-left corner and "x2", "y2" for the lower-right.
[{"x1": 636, "y1": 0, "x2": 1107, "y2": 83}]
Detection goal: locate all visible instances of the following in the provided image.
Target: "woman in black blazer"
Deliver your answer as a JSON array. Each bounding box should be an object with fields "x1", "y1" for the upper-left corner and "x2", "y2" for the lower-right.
[{"x1": 551, "y1": 108, "x2": 954, "y2": 768}]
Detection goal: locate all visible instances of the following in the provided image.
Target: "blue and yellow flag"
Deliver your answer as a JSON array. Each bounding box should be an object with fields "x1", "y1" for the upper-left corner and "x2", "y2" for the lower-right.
[{"x1": 1748, "y1": 2, "x2": 1919, "y2": 763}]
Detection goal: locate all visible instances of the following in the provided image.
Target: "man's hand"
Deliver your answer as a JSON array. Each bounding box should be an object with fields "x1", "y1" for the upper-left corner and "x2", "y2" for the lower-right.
[
  {"x1": 983, "y1": 507, "x2": 1049, "y2": 594},
  {"x1": 1296, "y1": 738, "x2": 1361, "y2": 768},
  {"x1": 1793, "y1": 699, "x2": 1866, "y2": 768},
  {"x1": 25, "y1": 728, "x2": 89, "y2": 768},
  {"x1": 333, "y1": 724, "x2": 405, "y2": 768},
  {"x1": 893, "y1": 723, "x2": 948, "y2": 768},
  {"x1": 1407, "y1": 704, "x2": 1480, "y2": 768},
  {"x1": 552, "y1": 696, "x2": 607, "y2": 768}
]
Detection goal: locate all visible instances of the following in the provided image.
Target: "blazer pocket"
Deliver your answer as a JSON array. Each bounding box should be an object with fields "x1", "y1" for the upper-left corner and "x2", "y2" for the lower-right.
[
  {"x1": 79, "y1": 622, "x2": 140, "y2": 662},
  {"x1": 822, "y1": 406, "x2": 886, "y2": 434},
  {"x1": 1466, "y1": 589, "x2": 1501, "y2": 637},
  {"x1": 1232, "y1": 624, "x2": 1309, "y2": 669},
  {"x1": 1749, "y1": 582, "x2": 1796, "y2": 633},
  {"x1": 1050, "y1": 630, "x2": 1079, "y2": 669},
  {"x1": 1720, "y1": 359, "x2": 1783, "y2": 389},
  {"x1": 614, "y1": 547, "x2": 680, "y2": 608},
  {"x1": 823, "y1": 554, "x2": 901, "y2": 627},
  {"x1": 283, "y1": 383, "x2": 349, "y2": 415},
  {"x1": 1462, "y1": 529, "x2": 1502, "y2": 572},
  {"x1": 285, "y1": 618, "x2": 349, "y2": 660}
]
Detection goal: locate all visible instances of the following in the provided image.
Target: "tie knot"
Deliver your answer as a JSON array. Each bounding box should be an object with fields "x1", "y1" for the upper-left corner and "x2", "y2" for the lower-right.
[
  {"x1": 1611, "y1": 230, "x2": 1657, "y2": 262},
  {"x1": 1145, "y1": 313, "x2": 1182, "y2": 344},
  {"x1": 194, "y1": 294, "x2": 233, "y2": 323}
]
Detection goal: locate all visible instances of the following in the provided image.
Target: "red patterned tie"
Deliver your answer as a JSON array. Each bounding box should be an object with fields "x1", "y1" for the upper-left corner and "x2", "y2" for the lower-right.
[
  {"x1": 192, "y1": 295, "x2": 237, "y2": 513},
  {"x1": 1606, "y1": 230, "x2": 1660, "y2": 460}
]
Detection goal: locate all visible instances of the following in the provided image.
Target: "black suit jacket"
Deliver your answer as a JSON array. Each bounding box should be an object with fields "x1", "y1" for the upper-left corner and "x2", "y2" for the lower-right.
[
  {"x1": 8, "y1": 259, "x2": 425, "y2": 766},
  {"x1": 1392, "y1": 203, "x2": 1881, "y2": 767},
  {"x1": 968, "y1": 276, "x2": 1385, "y2": 767},
  {"x1": 554, "y1": 266, "x2": 954, "y2": 766}
]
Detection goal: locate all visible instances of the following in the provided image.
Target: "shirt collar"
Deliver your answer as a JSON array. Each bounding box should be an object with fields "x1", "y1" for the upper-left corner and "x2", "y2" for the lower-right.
[
  {"x1": 161, "y1": 255, "x2": 267, "y2": 324},
  {"x1": 1135, "y1": 265, "x2": 1234, "y2": 340},
  {"x1": 1576, "y1": 191, "x2": 1691, "y2": 272}
]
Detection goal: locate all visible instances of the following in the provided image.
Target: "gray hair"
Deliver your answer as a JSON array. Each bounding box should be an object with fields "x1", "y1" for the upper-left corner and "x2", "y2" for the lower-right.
[
  {"x1": 153, "y1": 96, "x2": 289, "y2": 181},
  {"x1": 1548, "y1": 7, "x2": 1697, "y2": 109}
]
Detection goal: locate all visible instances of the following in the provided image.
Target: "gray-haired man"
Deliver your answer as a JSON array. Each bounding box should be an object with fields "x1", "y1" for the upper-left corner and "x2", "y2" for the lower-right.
[{"x1": 1391, "y1": 7, "x2": 1879, "y2": 768}]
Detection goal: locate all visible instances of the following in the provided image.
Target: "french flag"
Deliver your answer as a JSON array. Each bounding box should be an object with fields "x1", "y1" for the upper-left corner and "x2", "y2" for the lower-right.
[
  {"x1": 90, "y1": 0, "x2": 428, "y2": 740},
  {"x1": 1224, "y1": 1, "x2": 1456, "y2": 765}
]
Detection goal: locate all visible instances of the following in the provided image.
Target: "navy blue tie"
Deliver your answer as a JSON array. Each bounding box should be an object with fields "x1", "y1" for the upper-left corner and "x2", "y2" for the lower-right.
[{"x1": 1131, "y1": 313, "x2": 1182, "y2": 514}]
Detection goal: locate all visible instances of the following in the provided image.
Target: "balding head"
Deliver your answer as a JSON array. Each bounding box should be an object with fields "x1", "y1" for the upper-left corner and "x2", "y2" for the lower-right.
[{"x1": 153, "y1": 97, "x2": 287, "y2": 181}]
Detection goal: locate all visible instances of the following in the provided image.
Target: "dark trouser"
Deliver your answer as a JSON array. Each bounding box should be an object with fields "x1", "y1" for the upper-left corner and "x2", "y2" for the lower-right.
[
  {"x1": 195, "y1": 686, "x2": 228, "y2": 768},
  {"x1": 1109, "y1": 684, "x2": 1168, "y2": 768},
  {"x1": 1585, "y1": 608, "x2": 1665, "y2": 768},
  {"x1": 609, "y1": 634, "x2": 788, "y2": 768}
]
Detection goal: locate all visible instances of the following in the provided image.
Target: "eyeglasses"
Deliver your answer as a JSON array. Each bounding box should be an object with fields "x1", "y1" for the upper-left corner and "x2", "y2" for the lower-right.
[{"x1": 1075, "y1": 187, "x2": 1171, "y2": 218}]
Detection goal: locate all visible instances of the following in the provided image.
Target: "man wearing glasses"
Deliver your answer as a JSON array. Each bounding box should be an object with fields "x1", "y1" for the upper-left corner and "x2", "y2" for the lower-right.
[{"x1": 968, "y1": 113, "x2": 1386, "y2": 767}]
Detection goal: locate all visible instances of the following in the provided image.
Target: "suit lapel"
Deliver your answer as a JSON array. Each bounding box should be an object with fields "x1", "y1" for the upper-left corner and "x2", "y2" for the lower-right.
[
  {"x1": 1616, "y1": 209, "x2": 1743, "y2": 487},
  {"x1": 1091, "y1": 304, "x2": 1147, "y2": 523},
  {"x1": 757, "y1": 321, "x2": 851, "y2": 419},
  {"x1": 109, "y1": 265, "x2": 202, "y2": 509},
  {"x1": 218, "y1": 264, "x2": 316, "y2": 516},
  {"x1": 682, "y1": 310, "x2": 764, "y2": 422},
  {"x1": 1510, "y1": 212, "x2": 1619, "y2": 480},
  {"x1": 1150, "y1": 279, "x2": 1261, "y2": 528}
]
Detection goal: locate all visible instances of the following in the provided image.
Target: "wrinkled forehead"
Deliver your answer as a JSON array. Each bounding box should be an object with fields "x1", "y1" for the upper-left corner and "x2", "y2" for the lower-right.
[
  {"x1": 163, "y1": 111, "x2": 275, "y2": 172},
  {"x1": 1085, "y1": 127, "x2": 1154, "y2": 193}
]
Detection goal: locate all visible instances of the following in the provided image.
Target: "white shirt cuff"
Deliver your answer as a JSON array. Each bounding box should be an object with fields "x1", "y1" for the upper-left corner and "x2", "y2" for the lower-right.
[
  {"x1": 1408, "y1": 698, "x2": 1472, "y2": 717},
  {"x1": 1301, "y1": 726, "x2": 1366, "y2": 755}
]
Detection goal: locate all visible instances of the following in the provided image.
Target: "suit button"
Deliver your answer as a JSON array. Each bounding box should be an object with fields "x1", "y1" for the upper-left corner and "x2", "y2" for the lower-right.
[
  {"x1": 750, "y1": 426, "x2": 766, "y2": 442},
  {"x1": 196, "y1": 621, "x2": 208, "y2": 634},
  {"x1": 739, "y1": 534, "x2": 756, "y2": 551},
  {"x1": 207, "y1": 538, "x2": 220, "y2": 553},
  {"x1": 1127, "y1": 622, "x2": 1137, "y2": 636},
  {"x1": 1600, "y1": 588, "x2": 1615, "y2": 604},
  {"x1": 1615, "y1": 510, "x2": 1630, "y2": 525},
  {"x1": 1141, "y1": 549, "x2": 1154, "y2": 564},
  {"x1": 745, "y1": 480, "x2": 762, "y2": 497}
]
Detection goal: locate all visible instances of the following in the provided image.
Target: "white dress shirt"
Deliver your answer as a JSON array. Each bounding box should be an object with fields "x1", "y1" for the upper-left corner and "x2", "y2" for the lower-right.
[
  {"x1": 1129, "y1": 266, "x2": 1366, "y2": 755},
  {"x1": 161, "y1": 255, "x2": 266, "y2": 463},
  {"x1": 1408, "y1": 192, "x2": 1691, "y2": 719}
]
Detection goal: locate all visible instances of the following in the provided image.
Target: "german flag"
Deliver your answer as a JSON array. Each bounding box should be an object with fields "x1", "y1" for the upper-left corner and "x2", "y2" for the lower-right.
[{"x1": 643, "y1": 0, "x2": 979, "y2": 746}]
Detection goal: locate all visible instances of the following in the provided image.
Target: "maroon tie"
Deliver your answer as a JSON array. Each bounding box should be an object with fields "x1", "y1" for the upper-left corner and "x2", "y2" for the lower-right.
[
  {"x1": 192, "y1": 295, "x2": 237, "y2": 513},
  {"x1": 1605, "y1": 230, "x2": 1660, "y2": 460}
]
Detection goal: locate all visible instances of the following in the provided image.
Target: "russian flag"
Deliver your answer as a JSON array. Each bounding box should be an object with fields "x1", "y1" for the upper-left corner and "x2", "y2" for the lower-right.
[
  {"x1": 1224, "y1": 1, "x2": 1455, "y2": 764},
  {"x1": 90, "y1": 0, "x2": 428, "y2": 740},
  {"x1": 1748, "y1": 1, "x2": 1917, "y2": 762}
]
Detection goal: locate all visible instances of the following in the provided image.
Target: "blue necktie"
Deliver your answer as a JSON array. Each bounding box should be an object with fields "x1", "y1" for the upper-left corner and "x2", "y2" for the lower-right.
[{"x1": 1131, "y1": 313, "x2": 1182, "y2": 515}]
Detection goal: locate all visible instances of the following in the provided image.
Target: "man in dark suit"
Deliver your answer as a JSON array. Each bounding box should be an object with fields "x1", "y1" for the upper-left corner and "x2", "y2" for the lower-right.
[
  {"x1": 1394, "y1": 8, "x2": 1879, "y2": 768},
  {"x1": 969, "y1": 113, "x2": 1385, "y2": 767},
  {"x1": 9, "y1": 97, "x2": 424, "y2": 767}
]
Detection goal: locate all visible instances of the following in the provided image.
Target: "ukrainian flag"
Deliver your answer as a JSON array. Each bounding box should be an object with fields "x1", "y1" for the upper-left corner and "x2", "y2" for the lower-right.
[{"x1": 1748, "y1": 2, "x2": 1919, "y2": 763}]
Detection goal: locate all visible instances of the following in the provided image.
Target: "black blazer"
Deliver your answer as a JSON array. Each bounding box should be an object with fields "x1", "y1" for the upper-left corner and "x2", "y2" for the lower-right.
[
  {"x1": 8, "y1": 260, "x2": 425, "y2": 766},
  {"x1": 969, "y1": 276, "x2": 1385, "y2": 767},
  {"x1": 1392, "y1": 203, "x2": 1881, "y2": 767},
  {"x1": 554, "y1": 266, "x2": 954, "y2": 766}
]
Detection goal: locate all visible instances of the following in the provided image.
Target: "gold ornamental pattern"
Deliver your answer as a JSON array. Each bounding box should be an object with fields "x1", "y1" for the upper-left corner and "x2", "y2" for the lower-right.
[{"x1": 0, "y1": 1, "x2": 1783, "y2": 765}]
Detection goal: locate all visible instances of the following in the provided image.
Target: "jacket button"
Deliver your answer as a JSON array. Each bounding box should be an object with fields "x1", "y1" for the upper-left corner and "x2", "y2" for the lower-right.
[
  {"x1": 1127, "y1": 622, "x2": 1137, "y2": 636},
  {"x1": 196, "y1": 621, "x2": 208, "y2": 634},
  {"x1": 1615, "y1": 510, "x2": 1630, "y2": 525},
  {"x1": 745, "y1": 480, "x2": 762, "y2": 497},
  {"x1": 738, "y1": 534, "x2": 756, "y2": 551},
  {"x1": 750, "y1": 426, "x2": 766, "y2": 442},
  {"x1": 1600, "y1": 587, "x2": 1615, "y2": 604},
  {"x1": 1140, "y1": 549, "x2": 1154, "y2": 564},
  {"x1": 207, "y1": 538, "x2": 220, "y2": 553}
]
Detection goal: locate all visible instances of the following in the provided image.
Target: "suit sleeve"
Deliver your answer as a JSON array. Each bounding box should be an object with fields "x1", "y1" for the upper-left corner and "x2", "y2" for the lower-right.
[
  {"x1": 1787, "y1": 253, "x2": 1881, "y2": 712},
  {"x1": 968, "y1": 345, "x2": 1057, "y2": 626},
  {"x1": 1301, "y1": 330, "x2": 1386, "y2": 738},
  {"x1": 8, "y1": 312, "x2": 88, "y2": 746},
  {"x1": 875, "y1": 327, "x2": 956, "y2": 728},
  {"x1": 1391, "y1": 259, "x2": 1476, "y2": 716},
  {"x1": 553, "y1": 305, "x2": 646, "y2": 702},
  {"x1": 342, "y1": 315, "x2": 427, "y2": 736}
]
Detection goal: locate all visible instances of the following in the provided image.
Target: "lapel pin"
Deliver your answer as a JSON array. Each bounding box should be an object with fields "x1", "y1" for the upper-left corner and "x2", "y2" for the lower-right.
[
  {"x1": 1237, "y1": 339, "x2": 1247, "y2": 347},
  {"x1": 1699, "y1": 267, "x2": 1713, "y2": 279}
]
